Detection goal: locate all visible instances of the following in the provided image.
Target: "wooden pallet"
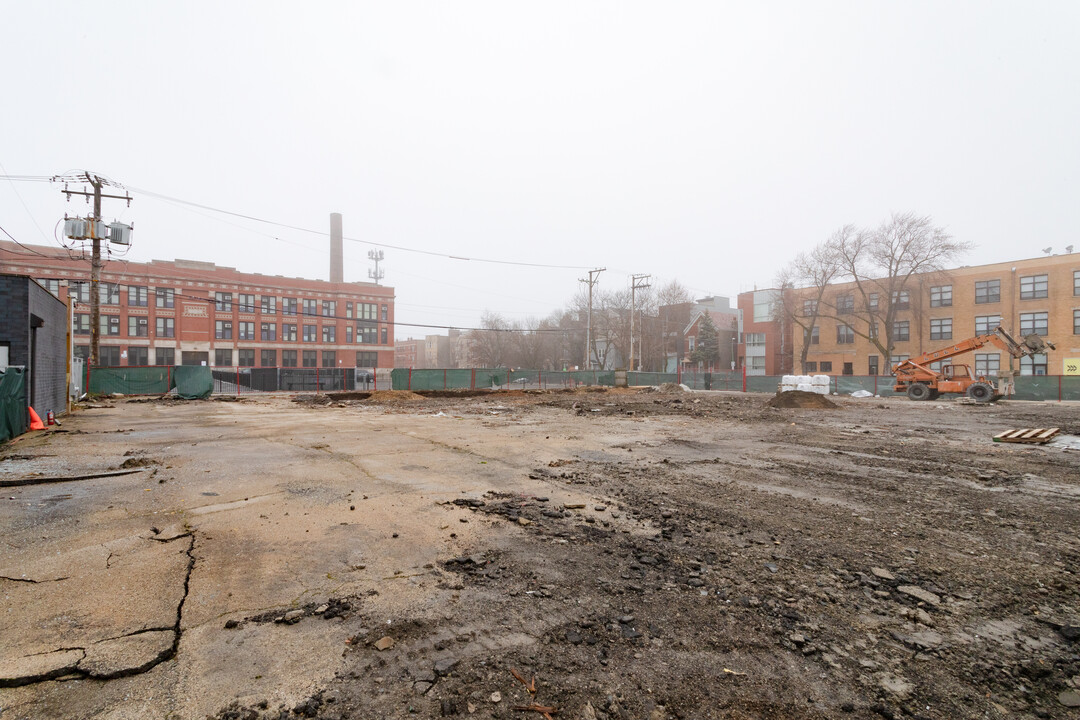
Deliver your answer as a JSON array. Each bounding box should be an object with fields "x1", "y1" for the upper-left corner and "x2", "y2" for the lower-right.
[{"x1": 993, "y1": 428, "x2": 1061, "y2": 444}]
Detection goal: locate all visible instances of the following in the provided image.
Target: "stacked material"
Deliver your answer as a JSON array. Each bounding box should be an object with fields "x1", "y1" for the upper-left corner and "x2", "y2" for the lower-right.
[{"x1": 781, "y1": 375, "x2": 831, "y2": 395}]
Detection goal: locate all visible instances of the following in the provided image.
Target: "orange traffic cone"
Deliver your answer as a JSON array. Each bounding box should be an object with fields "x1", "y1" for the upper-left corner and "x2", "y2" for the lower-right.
[{"x1": 28, "y1": 407, "x2": 45, "y2": 431}]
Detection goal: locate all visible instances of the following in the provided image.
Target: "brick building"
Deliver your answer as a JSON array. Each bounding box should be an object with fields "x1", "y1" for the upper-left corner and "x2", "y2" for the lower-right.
[
  {"x1": 736, "y1": 289, "x2": 790, "y2": 375},
  {"x1": 0, "y1": 240, "x2": 396, "y2": 370},
  {"x1": 789, "y1": 252, "x2": 1080, "y2": 377},
  {"x1": 0, "y1": 273, "x2": 68, "y2": 421}
]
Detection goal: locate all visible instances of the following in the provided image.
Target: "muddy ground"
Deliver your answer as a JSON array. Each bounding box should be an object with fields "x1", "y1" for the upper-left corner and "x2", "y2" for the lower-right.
[{"x1": 1, "y1": 389, "x2": 1078, "y2": 720}]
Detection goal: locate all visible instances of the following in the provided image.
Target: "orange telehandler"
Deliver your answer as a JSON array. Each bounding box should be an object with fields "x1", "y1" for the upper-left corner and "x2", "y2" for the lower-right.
[{"x1": 892, "y1": 327, "x2": 1056, "y2": 402}]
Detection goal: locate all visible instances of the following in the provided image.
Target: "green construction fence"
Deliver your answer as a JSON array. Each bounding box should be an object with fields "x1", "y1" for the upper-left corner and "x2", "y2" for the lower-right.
[
  {"x1": 0, "y1": 367, "x2": 28, "y2": 443},
  {"x1": 87, "y1": 365, "x2": 213, "y2": 400}
]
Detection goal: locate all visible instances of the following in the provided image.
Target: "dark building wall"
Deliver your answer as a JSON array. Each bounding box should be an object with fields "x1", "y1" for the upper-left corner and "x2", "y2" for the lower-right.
[
  {"x1": 0, "y1": 275, "x2": 30, "y2": 368},
  {"x1": 0, "y1": 274, "x2": 67, "y2": 420}
]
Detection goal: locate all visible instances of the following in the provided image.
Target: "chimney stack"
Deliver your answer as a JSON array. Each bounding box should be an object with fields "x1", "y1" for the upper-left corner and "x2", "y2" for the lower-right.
[{"x1": 330, "y1": 213, "x2": 343, "y2": 283}]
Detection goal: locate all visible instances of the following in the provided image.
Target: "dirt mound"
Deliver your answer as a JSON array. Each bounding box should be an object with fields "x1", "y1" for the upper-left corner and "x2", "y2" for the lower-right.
[
  {"x1": 365, "y1": 390, "x2": 425, "y2": 404},
  {"x1": 766, "y1": 390, "x2": 839, "y2": 409}
]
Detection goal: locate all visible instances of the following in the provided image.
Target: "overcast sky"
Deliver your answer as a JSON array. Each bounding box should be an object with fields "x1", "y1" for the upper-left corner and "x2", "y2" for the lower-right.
[{"x1": 2, "y1": 2, "x2": 1078, "y2": 335}]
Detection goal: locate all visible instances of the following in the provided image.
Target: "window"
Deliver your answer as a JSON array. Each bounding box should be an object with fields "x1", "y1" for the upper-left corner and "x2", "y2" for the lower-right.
[
  {"x1": 322, "y1": 325, "x2": 336, "y2": 343},
  {"x1": 746, "y1": 333, "x2": 765, "y2": 347},
  {"x1": 127, "y1": 285, "x2": 148, "y2": 307},
  {"x1": 215, "y1": 320, "x2": 233, "y2": 339},
  {"x1": 156, "y1": 317, "x2": 175, "y2": 338},
  {"x1": 358, "y1": 303, "x2": 377, "y2": 320},
  {"x1": 1020, "y1": 353, "x2": 1047, "y2": 376},
  {"x1": 1019, "y1": 274, "x2": 1048, "y2": 300},
  {"x1": 868, "y1": 293, "x2": 879, "y2": 312},
  {"x1": 215, "y1": 292, "x2": 233, "y2": 311},
  {"x1": 322, "y1": 350, "x2": 337, "y2": 367},
  {"x1": 836, "y1": 324, "x2": 855, "y2": 344},
  {"x1": 127, "y1": 347, "x2": 148, "y2": 366},
  {"x1": 99, "y1": 283, "x2": 120, "y2": 305},
  {"x1": 975, "y1": 314, "x2": 1001, "y2": 334},
  {"x1": 70, "y1": 281, "x2": 91, "y2": 303},
  {"x1": 281, "y1": 350, "x2": 297, "y2": 368},
  {"x1": 868, "y1": 355, "x2": 879, "y2": 375},
  {"x1": 322, "y1": 301, "x2": 336, "y2": 317},
  {"x1": 260, "y1": 295, "x2": 276, "y2": 314},
  {"x1": 1075, "y1": 309, "x2": 1080, "y2": 335},
  {"x1": 260, "y1": 322, "x2": 277, "y2": 341},
  {"x1": 748, "y1": 356, "x2": 766, "y2": 372},
  {"x1": 346, "y1": 302, "x2": 353, "y2": 319},
  {"x1": 238, "y1": 349, "x2": 255, "y2": 367},
  {"x1": 929, "y1": 360, "x2": 952, "y2": 372},
  {"x1": 74, "y1": 345, "x2": 90, "y2": 360},
  {"x1": 214, "y1": 349, "x2": 233, "y2": 366},
  {"x1": 260, "y1": 349, "x2": 277, "y2": 367},
  {"x1": 282, "y1": 297, "x2": 297, "y2": 316},
  {"x1": 1019, "y1": 312, "x2": 1048, "y2": 336},
  {"x1": 282, "y1": 323, "x2": 297, "y2": 342},
  {"x1": 687, "y1": 336, "x2": 695, "y2": 352},
  {"x1": 101, "y1": 315, "x2": 121, "y2": 335},
  {"x1": 155, "y1": 347, "x2": 174, "y2": 366},
  {"x1": 802, "y1": 299, "x2": 818, "y2": 316},
  {"x1": 893, "y1": 321, "x2": 910, "y2": 342},
  {"x1": 930, "y1": 285, "x2": 952, "y2": 308},
  {"x1": 74, "y1": 314, "x2": 91, "y2": 335},
  {"x1": 128, "y1": 316, "x2": 148, "y2": 337},
  {"x1": 891, "y1": 290, "x2": 910, "y2": 310},
  {"x1": 869, "y1": 321, "x2": 879, "y2": 338},
  {"x1": 302, "y1": 299, "x2": 318, "y2": 317},
  {"x1": 381, "y1": 327, "x2": 388, "y2": 344},
  {"x1": 303, "y1": 324, "x2": 317, "y2": 342},
  {"x1": 804, "y1": 361, "x2": 817, "y2": 372},
  {"x1": 975, "y1": 279, "x2": 1000, "y2": 304},
  {"x1": 356, "y1": 351, "x2": 378, "y2": 367},
  {"x1": 99, "y1": 346, "x2": 121, "y2": 366},
  {"x1": 238, "y1": 322, "x2": 255, "y2": 340},
  {"x1": 1075, "y1": 270, "x2": 1080, "y2": 296},
  {"x1": 357, "y1": 323, "x2": 377, "y2": 344},
  {"x1": 809, "y1": 326, "x2": 819, "y2": 345},
  {"x1": 381, "y1": 305, "x2": 388, "y2": 322},
  {"x1": 890, "y1": 354, "x2": 910, "y2": 366},
  {"x1": 930, "y1": 318, "x2": 952, "y2": 341},
  {"x1": 238, "y1": 294, "x2": 255, "y2": 312},
  {"x1": 975, "y1": 353, "x2": 1000, "y2": 377},
  {"x1": 302, "y1": 350, "x2": 317, "y2": 367},
  {"x1": 819, "y1": 361, "x2": 833, "y2": 372},
  {"x1": 156, "y1": 287, "x2": 174, "y2": 308},
  {"x1": 836, "y1": 294, "x2": 854, "y2": 314},
  {"x1": 346, "y1": 325, "x2": 353, "y2": 343},
  {"x1": 41, "y1": 279, "x2": 60, "y2": 296},
  {"x1": 842, "y1": 362, "x2": 853, "y2": 376}
]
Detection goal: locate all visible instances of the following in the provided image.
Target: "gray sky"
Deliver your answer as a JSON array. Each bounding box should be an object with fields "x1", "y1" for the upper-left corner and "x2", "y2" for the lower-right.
[{"x1": 2, "y1": 2, "x2": 1078, "y2": 334}]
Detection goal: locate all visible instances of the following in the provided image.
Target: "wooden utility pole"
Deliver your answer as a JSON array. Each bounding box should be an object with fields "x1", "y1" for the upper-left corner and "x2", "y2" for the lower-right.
[
  {"x1": 579, "y1": 268, "x2": 604, "y2": 370},
  {"x1": 629, "y1": 274, "x2": 650, "y2": 371}
]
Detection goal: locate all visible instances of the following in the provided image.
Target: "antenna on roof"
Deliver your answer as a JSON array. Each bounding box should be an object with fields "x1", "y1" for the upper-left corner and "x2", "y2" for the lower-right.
[{"x1": 1041, "y1": 247, "x2": 1053, "y2": 255}]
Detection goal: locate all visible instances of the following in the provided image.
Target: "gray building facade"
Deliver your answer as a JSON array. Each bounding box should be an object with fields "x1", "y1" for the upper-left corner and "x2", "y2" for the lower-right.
[{"x1": 0, "y1": 274, "x2": 68, "y2": 421}]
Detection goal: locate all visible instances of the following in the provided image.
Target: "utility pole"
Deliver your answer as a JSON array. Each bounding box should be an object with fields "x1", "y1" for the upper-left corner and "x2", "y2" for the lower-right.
[
  {"x1": 629, "y1": 274, "x2": 650, "y2": 371},
  {"x1": 578, "y1": 268, "x2": 604, "y2": 369}
]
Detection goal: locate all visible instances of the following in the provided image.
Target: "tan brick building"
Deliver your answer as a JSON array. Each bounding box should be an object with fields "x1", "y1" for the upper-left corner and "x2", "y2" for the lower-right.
[{"x1": 792, "y1": 253, "x2": 1080, "y2": 378}]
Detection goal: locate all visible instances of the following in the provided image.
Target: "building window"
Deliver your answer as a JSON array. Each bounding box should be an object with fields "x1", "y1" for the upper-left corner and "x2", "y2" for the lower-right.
[
  {"x1": 836, "y1": 294, "x2": 854, "y2": 314},
  {"x1": 74, "y1": 314, "x2": 91, "y2": 335},
  {"x1": 41, "y1": 279, "x2": 61, "y2": 296},
  {"x1": 215, "y1": 292, "x2": 233, "y2": 311},
  {"x1": 346, "y1": 302, "x2": 353, "y2": 319},
  {"x1": 836, "y1": 324, "x2": 855, "y2": 344},
  {"x1": 215, "y1": 349, "x2": 233, "y2": 366},
  {"x1": 322, "y1": 301, "x2": 336, "y2": 317},
  {"x1": 868, "y1": 355, "x2": 879, "y2": 375},
  {"x1": 929, "y1": 285, "x2": 952, "y2": 308},
  {"x1": 302, "y1": 299, "x2": 318, "y2": 317},
  {"x1": 1019, "y1": 312, "x2": 1048, "y2": 336},
  {"x1": 215, "y1": 320, "x2": 233, "y2": 339},
  {"x1": 842, "y1": 362, "x2": 853, "y2": 376},
  {"x1": 260, "y1": 349, "x2": 277, "y2": 367},
  {"x1": 155, "y1": 347, "x2": 174, "y2": 366},
  {"x1": 975, "y1": 314, "x2": 1001, "y2": 334},
  {"x1": 99, "y1": 346, "x2": 121, "y2": 366},
  {"x1": 868, "y1": 293, "x2": 879, "y2": 312},
  {"x1": 260, "y1": 295, "x2": 276, "y2": 314},
  {"x1": 156, "y1": 317, "x2": 175, "y2": 338},
  {"x1": 819, "y1": 361, "x2": 833, "y2": 372},
  {"x1": 322, "y1": 325, "x2": 336, "y2": 343},
  {"x1": 975, "y1": 279, "x2": 1000, "y2": 304},
  {"x1": 346, "y1": 325, "x2": 353, "y2": 343},
  {"x1": 1019, "y1": 274, "x2": 1048, "y2": 300},
  {"x1": 381, "y1": 327, "x2": 388, "y2": 344},
  {"x1": 238, "y1": 294, "x2": 255, "y2": 312},
  {"x1": 804, "y1": 361, "x2": 817, "y2": 372},
  {"x1": 282, "y1": 350, "x2": 297, "y2": 368},
  {"x1": 891, "y1": 290, "x2": 910, "y2": 310},
  {"x1": 97, "y1": 282, "x2": 119, "y2": 305},
  {"x1": 893, "y1": 320, "x2": 910, "y2": 342},
  {"x1": 381, "y1": 305, "x2": 388, "y2": 322},
  {"x1": 128, "y1": 346, "x2": 148, "y2": 366},
  {"x1": 261, "y1": 322, "x2": 277, "y2": 341},
  {"x1": 1074, "y1": 270, "x2": 1080, "y2": 296},
  {"x1": 303, "y1": 324, "x2": 317, "y2": 342},
  {"x1": 101, "y1": 315, "x2": 121, "y2": 335},
  {"x1": 127, "y1": 285, "x2": 148, "y2": 307},
  {"x1": 302, "y1": 350, "x2": 317, "y2": 367},
  {"x1": 746, "y1": 333, "x2": 765, "y2": 347},
  {"x1": 358, "y1": 303, "x2": 377, "y2": 320},
  {"x1": 238, "y1": 321, "x2": 255, "y2": 340},
  {"x1": 975, "y1": 353, "x2": 1000, "y2": 377},
  {"x1": 930, "y1": 318, "x2": 952, "y2": 341},
  {"x1": 357, "y1": 323, "x2": 377, "y2": 344},
  {"x1": 802, "y1": 299, "x2": 818, "y2": 316},
  {"x1": 890, "y1": 354, "x2": 910, "y2": 366},
  {"x1": 282, "y1": 297, "x2": 297, "y2": 316},
  {"x1": 356, "y1": 351, "x2": 378, "y2": 367},
  {"x1": 238, "y1": 349, "x2": 255, "y2": 367},
  {"x1": 807, "y1": 326, "x2": 818, "y2": 345},
  {"x1": 156, "y1": 287, "x2": 174, "y2": 308},
  {"x1": 322, "y1": 350, "x2": 336, "y2": 367},
  {"x1": 686, "y1": 336, "x2": 695, "y2": 352},
  {"x1": 70, "y1": 281, "x2": 91, "y2": 303},
  {"x1": 282, "y1": 324, "x2": 297, "y2": 342},
  {"x1": 1020, "y1": 353, "x2": 1047, "y2": 376},
  {"x1": 128, "y1": 316, "x2": 148, "y2": 337},
  {"x1": 1075, "y1": 309, "x2": 1080, "y2": 335}
]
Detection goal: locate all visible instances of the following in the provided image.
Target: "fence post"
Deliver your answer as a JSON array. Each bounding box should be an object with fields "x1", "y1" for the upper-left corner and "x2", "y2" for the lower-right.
[
  {"x1": 167, "y1": 365, "x2": 171, "y2": 393},
  {"x1": 471, "y1": 368, "x2": 476, "y2": 390},
  {"x1": 316, "y1": 366, "x2": 320, "y2": 392},
  {"x1": 507, "y1": 369, "x2": 510, "y2": 388},
  {"x1": 408, "y1": 367, "x2": 412, "y2": 391},
  {"x1": 874, "y1": 375, "x2": 878, "y2": 395},
  {"x1": 236, "y1": 367, "x2": 240, "y2": 396},
  {"x1": 444, "y1": 368, "x2": 447, "y2": 390},
  {"x1": 742, "y1": 365, "x2": 746, "y2": 393},
  {"x1": 538, "y1": 370, "x2": 542, "y2": 389},
  {"x1": 677, "y1": 364, "x2": 681, "y2": 386},
  {"x1": 1059, "y1": 375, "x2": 1063, "y2": 403}
]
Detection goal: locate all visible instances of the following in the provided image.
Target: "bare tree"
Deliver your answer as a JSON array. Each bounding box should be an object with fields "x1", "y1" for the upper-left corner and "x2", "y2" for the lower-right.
[
  {"x1": 775, "y1": 235, "x2": 844, "y2": 373},
  {"x1": 465, "y1": 311, "x2": 512, "y2": 367}
]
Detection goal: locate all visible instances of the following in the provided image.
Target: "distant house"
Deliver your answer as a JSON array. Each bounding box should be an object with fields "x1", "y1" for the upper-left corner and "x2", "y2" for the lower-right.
[{"x1": 679, "y1": 296, "x2": 740, "y2": 372}]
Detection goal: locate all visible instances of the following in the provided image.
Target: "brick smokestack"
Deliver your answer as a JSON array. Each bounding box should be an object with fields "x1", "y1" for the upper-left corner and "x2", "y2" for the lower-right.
[{"x1": 330, "y1": 213, "x2": 343, "y2": 283}]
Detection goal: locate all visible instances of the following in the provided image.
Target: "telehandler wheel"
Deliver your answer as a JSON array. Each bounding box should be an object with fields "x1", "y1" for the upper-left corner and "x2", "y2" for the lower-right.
[
  {"x1": 907, "y1": 382, "x2": 932, "y2": 401},
  {"x1": 967, "y1": 381, "x2": 995, "y2": 403}
]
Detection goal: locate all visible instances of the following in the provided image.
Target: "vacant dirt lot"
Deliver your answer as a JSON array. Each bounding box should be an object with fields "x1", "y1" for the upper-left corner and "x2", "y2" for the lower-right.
[{"x1": 1, "y1": 389, "x2": 1078, "y2": 720}]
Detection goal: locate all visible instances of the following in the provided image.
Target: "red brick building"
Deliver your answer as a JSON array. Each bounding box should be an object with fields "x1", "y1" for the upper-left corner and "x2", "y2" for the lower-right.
[
  {"x1": 0, "y1": 240, "x2": 395, "y2": 369},
  {"x1": 736, "y1": 289, "x2": 791, "y2": 375}
]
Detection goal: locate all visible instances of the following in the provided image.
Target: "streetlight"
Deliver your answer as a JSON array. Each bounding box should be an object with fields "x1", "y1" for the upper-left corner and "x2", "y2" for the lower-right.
[{"x1": 730, "y1": 336, "x2": 736, "y2": 371}]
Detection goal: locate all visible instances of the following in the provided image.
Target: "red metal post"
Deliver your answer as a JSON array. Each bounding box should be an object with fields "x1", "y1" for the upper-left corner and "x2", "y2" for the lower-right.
[
  {"x1": 1059, "y1": 375, "x2": 1062, "y2": 403},
  {"x1": 236, "y1": 367, "x2": 240, "y2": 396},
  {"x1": 316, "y1": 366, "x2": 320, "y2": 392},
  {"x1": 471, "y1": 368, "x2": 476, "y2": 390},
  {"x1": 507, "y1": 369, "x2": 511, "y2": 388},
  {"x1": 874, "y1": 375, "x2": 878, "y2": 395},
  {"x1": 444, "y1": 368, "x2": 447, "y2": 390},
  {"x1": 741, "y1": 365, "x2": 747, "y2": 393},
  {"x1": 408, "y1": 367, "x2": 413, "y2": 391},
  {"x1": 538, "y1": 370, "x2": 542, "y2": 389}
]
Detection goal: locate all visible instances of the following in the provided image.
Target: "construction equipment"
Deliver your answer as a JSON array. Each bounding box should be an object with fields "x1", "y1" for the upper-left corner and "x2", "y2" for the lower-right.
[{"x1": 893, "y1": 327, "x2": 1056, "y2": 403}]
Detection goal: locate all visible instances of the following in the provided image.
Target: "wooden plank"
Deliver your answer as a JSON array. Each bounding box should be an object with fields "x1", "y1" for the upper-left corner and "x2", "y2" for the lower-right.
[{"x1": 992, "y1": 427, "x2": 1061, "y2": 444}]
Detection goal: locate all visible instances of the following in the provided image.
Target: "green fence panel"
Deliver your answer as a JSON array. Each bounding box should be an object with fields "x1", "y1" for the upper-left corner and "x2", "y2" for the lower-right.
[
  {"x1": 173, "y1": 366, "x2": 213, "y2": 399},
  {"x1": 746, "y1": 375, "x2": 781, "y2": 393},
  {"x1": 627, "y1": 372, "x2": 676, "y2": 386},
  {"x1": 1062, "y1": 376, "x2": 1080, "y2": 402},
  {"x1": 1012, "y1": 376, "x2": 1058, "y2": 401},
  {"x1": 446, "y1": 369, "x2": 474, "y2": 389},
  {"x1": 0, "y1": 367, "x2": 27, "y2": 443},
  {"x1": 89, "y1": 367, "x2": 171, "y2": 395}
]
